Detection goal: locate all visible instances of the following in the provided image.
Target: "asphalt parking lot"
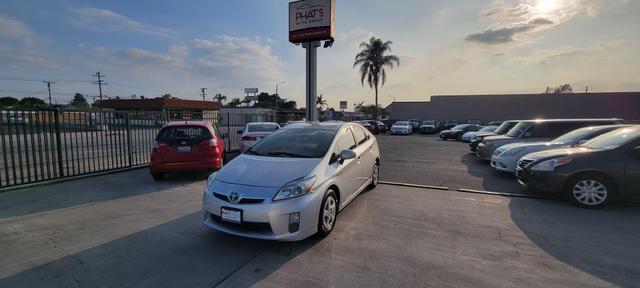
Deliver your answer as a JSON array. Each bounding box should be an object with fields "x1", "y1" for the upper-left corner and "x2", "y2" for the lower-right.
[
  {"x1": 1, "y1": 167, "x2": 640, "y2": 287},
  {"x1": 377, "y1": 133, "x2": 532, "y2": 196}
]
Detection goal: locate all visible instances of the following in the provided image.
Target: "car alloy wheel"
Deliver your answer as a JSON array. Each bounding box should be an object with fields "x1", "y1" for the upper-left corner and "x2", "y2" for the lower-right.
[
  {"x1": 317, "y1": 190, "x2": 338, "y2": 237},
  {"x1": 369, "y1": 162, "x2": 379, "y2": 189},
  {"x1": 572, "y1": 179, "x2": 608, "y2": 206}
]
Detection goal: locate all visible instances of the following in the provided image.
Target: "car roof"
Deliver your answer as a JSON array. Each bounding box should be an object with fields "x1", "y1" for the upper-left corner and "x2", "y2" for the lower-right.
[
  {"x1": 518, "y1": 118, "x2": 623, "y2": 123},
  {"x1": 281, "y1": 121, "x2": 345, "y2": 131},
  {"x1": 247, "y1": 122, "x2": 278, "y2": 126},
  {"x1": 164, "y1": 121, "x2": 211, "y2": 127}
]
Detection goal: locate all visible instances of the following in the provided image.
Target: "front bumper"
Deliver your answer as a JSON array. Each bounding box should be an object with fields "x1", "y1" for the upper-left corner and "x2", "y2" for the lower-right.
[
  {"x1": 419, "y1": 127, "x2": 436, "y2": 134},
  {"x1": 515, "y1": 168, "x2": 568, "y2": 194},
  {"x1": 476, "y1": 143, "x2": 496, "y2": 160},
  {"x1": 391, "y1": 129, "x2": 410, "y2": 135},
  {"x1": 201, "y1": 183, "x2": 324, "y2": 241},
  {"x1": 490, "y1": 154, "x2": 518, "y2": 173}
]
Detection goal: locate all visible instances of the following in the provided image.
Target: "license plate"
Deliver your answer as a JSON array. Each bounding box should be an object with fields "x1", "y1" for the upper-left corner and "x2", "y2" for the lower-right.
[
  {"x1": 221, "y1": 207, "x2": 242, "y2": 224},
  {"x1": 177, "y1": 146, "x2": 191, "y2": 153}
]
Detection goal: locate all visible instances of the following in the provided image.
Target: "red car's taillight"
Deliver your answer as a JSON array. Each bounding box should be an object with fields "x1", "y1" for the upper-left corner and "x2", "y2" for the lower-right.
[
  {"x1": 241, "y1": 136, "x2": 257, "y2": 141},
  {"x1": 207, "y1": 139, "x2": 218, "y2": 152}
]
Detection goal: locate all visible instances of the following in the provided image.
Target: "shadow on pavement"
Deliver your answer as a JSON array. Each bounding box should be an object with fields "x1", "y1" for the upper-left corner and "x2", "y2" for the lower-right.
[
  {"x1": 509, "y1": 198, "x2": 640, "y2": 287},
  {"x1": 0, "y1": 168, "x2": 209, "y2": 219},
  {"x1": 460, "y1": 153, "x2": 532, "y2": 195},
  {"x1": 0, "y1": 212, "x2": 318, "y2": 288}
]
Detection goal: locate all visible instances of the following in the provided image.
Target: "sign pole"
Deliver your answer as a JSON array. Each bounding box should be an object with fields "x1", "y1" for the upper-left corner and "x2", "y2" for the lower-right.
[{"x1": 304, "y1": 41, "x2": 320, "y2": 121}]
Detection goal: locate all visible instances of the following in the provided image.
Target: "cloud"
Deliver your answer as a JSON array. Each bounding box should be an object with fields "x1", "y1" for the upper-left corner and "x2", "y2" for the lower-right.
[
  {"x1": 68, "y1": 7, "x2": 173, "y2": 37},
  {"x1": 465, "y1": 17, "x2": 554, "y2": 44},
  {"x1": 512, "y1": 41, "x2": 624, "y2": 64},
  {"x1": 0, "y1": 15, "x2": 35, "y2": 46},
  {"x1": 169, "y1": 44, "x2": 188, "y2": 57},
  {"x1": 94, "y1": 47, "x2": 183, "y2": 67},
  {"x1": 466, "y1": 0, "x2": 600, "y2": 45}
]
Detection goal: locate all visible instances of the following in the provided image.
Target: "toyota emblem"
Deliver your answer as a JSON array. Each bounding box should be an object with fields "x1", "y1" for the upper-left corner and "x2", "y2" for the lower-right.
[{"x1": 228, "y1": 192, "x2": 239, "y2": 203}]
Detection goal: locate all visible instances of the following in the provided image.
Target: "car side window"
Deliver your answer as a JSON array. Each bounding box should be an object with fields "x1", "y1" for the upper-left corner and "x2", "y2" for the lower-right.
[
  {"x1": 526, "y1": 123, "x2": 556, "y2": 138},
  {"x1": 331, "y1": 128, "x2": 357, "y2": 163},
  {"x1": 353, "y1": 125, "x2": 368, "y2": 145}
]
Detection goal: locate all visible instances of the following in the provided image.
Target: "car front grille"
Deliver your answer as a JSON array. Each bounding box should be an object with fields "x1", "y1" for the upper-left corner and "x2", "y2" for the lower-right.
[
  {"x1": 517, "y1": 159, "x2": 533, "y2": 169},
  {"x1": 210, "y1": 214, "x2": 273, "y2": 234},
  {"x1": 213, "y1": 192, "x2": 265, "y2": 204}
]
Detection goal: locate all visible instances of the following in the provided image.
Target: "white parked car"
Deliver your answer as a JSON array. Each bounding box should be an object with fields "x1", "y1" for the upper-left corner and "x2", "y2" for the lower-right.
[
  {"x1": 390, "y1": 121, "x2": 412, "y2": 135},
  {"x1": 202, "y1": 122, "x2": 380, "y2": 241},
  {"x1": 238, "y1": 122, "x2": 280, "y2": 153},
  {"x1": 491, "y1": 125, "x2": 627, "y2": 173},
  {"x1": 461, "y1": 126, "x2": 497, "y2": 142}
]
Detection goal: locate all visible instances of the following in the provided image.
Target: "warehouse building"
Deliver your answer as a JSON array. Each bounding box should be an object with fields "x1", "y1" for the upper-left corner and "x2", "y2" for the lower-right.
[{"x1": 385, "y1": 92, "x2": 640, "y2": 123}]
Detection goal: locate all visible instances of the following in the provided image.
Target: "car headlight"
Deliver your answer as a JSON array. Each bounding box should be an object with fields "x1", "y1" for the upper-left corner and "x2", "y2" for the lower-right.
[
  {"x1": 530, "y1": 157, "x2": 573, "y2": 171},
  {"x1": 501, "y1": 147, "x2": 526, "y2": 157},
  {"x1": 207, "y1": 172, "x2": 218, "y2": 186},
  {"x1": 273, "y1": 175, "x2": 317, "y2": 201}
]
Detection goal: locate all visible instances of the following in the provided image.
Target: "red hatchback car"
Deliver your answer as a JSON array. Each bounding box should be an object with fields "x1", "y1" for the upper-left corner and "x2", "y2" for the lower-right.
[{"x1": 150, "y1": 121, "x2": 225, "y2": 180}]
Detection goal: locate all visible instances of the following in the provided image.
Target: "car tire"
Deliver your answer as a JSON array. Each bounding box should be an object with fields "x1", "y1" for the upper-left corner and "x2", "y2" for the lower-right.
[
  {"x1": 317, "y1": 190, "x2": 338, "y2": 237},
  {"x1": 151, "y1": 173, "x2": 164, "y2": 181},
  {"x1": 565, "y1": 173, "x2": 615, "y2": 208},
  {"x1": 368, "y1": 161, "x2": 380, "y2": 189}
]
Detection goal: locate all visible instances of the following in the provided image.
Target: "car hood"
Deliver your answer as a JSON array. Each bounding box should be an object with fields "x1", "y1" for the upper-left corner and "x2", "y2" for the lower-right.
[
  {"x1": 523, "y1": 147, "x2": 592, "y2": 161},
  {"x1": 499, "y1": 141, "x2": 559, "y2": 151},
  {"x1": 216, "y1": 154, "x2": 322, "y2": 187},
  {"x1": 475, "y1": 132, "x2": 497, "y2": 137}
]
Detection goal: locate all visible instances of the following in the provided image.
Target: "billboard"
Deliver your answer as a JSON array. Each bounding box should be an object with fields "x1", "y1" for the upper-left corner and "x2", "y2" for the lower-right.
[
  {"x1": 244, "y1": 88, "x2": 258, "y2": 94},
  {"x1": 289, "y1": 0, "x2": 335, "y2": 43},
  {"x1": 339, "y1": 101, "x2": 347, "y2": 110}
]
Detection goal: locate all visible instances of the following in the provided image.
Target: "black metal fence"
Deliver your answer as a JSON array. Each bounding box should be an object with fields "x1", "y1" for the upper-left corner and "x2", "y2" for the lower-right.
[{"x1": 0, "y1": 108, "x2": 303, "y2": 189}]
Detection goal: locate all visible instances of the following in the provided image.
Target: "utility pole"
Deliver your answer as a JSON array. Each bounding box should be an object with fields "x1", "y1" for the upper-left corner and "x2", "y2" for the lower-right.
[
  {"x1": 43, "y1": 81, "x2": 55, "y2": 105},
  {"x1": 200, "y1": 88, "x2": 207, "y2": 101},
  {"x1": 92, "y1": 72, "x2": 107, "y2": 106},
  {"x1": 585, "y1": 86, "x2": 589, "y2": 94}
]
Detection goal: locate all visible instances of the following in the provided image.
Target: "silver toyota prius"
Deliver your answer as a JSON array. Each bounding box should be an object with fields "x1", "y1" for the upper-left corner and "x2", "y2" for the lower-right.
[{"x1": 201, "y1": 122, "x2": 380, "y2": 241}]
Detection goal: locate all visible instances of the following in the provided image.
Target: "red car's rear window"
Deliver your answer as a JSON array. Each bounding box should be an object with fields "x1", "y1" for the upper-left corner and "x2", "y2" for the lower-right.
[{"x1": 157, "y1": 125, "x2": 212, "y2": 144}]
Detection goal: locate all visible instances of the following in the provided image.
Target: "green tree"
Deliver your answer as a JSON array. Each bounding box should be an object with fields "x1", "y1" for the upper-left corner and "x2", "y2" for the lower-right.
[
  {"x1": 227, "y1": 98, "x2": 242, "y2": 107},
  {"x1": 316, "y1": 94, "x2": 327, "y2": 112},
  {"x1": 544, "y1": 84, "x2": 574, "y2": 94},
  {"x1": 213, "y1": 93, "x2": 227, "y2": 103},
  {"x1": 18, "y1": 97, "x2": 47, "y2": 109},
  {"x1": 0, "y1": 96, "x2": 19, "y2": 108},
  {"x1": 70, "y1": 93, "x2": 88, "y2": 108},
  {"x1": 354, "y1": 37, "x2": 400, "y2": 119}
]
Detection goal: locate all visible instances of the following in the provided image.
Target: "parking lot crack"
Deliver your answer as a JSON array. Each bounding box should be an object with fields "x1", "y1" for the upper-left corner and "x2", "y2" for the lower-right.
[
  {"x1": 209, "y1": 248, "x2": 268, "y2": 288},
  {"x1": 47, "y1": 236, "x2": 85, "y2": 286}
]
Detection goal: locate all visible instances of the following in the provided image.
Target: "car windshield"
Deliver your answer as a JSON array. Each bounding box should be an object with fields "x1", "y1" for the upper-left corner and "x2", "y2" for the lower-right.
[
  {"x1": 422, "y1": 121, "x2": 435, "y2": 125},
  {"x1": 247, "y1": 123, "x2": 278, "y2": 132},
  {"x1": 451, "y1": 124, "x2": 470, "y2": 131},
  {"x1": 479, "y1": 126, "x2": 497, "y2": 132},
  {"x1": 506, "y1": 122, "x2": 531, "y2": 137},
  {"x1": 494, "y1": 122, "x2": 516, "y2": 134},
  {"x1": 246, "y1": 128, "x2": 335, "y2": 158},
  {"x1": 582, "y1": 127, "x2": 640, "y2": 150},
  {"x1": 551, "y1": 127, "x2": 597, "y2": 144},
  {"x1": 394, "y1": 121, "x2": 409, "y2": 126}
]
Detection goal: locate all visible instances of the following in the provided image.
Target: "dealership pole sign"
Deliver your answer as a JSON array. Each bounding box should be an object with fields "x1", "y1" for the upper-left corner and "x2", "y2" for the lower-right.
[
  {"x1": 289, "y1": 0, "x2": 335, "y2": 43},
  {"x1": 289, "y1": 0, "x2": 335, "y2": 121}
]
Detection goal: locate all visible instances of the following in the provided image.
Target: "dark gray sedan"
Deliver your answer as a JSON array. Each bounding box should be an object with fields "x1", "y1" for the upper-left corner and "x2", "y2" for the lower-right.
[{"x1": 516, "y1": 126, "x2": 640, "y2": 208}]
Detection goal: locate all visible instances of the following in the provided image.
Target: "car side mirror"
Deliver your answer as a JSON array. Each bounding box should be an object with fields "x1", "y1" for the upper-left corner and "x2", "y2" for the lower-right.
[
  {"x1": 237, "y1": 130, "x2": 243, "y2": 134},
  {"x1": 338, "y1": 149, "x2": 357, "y2": 164}
]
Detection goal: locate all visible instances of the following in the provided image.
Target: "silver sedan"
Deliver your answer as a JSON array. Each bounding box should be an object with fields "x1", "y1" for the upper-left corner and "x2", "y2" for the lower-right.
[{"x1": 202, "y1": 122, "x2": 380, "y2": 241}]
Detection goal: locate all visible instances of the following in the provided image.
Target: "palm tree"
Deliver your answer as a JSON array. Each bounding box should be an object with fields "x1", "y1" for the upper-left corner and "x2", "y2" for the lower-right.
[
  {"x1": 213, "y1": 93, "x2": 227, "y2": 103},
  {"x1": 353, "y1": 37, "x2": 400, "y2": 119},
  {"x1": 227, "y1": 98, "x2": 242, "y2": 107},
  {"x1": 316, "y1": 94, "x2": 328, "y2": 111}
]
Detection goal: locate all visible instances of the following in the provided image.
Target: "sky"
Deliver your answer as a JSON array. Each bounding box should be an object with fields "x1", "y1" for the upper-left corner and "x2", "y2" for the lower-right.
[{"x1": 0, "y1": 0, "x2": 639, "y2": 109}]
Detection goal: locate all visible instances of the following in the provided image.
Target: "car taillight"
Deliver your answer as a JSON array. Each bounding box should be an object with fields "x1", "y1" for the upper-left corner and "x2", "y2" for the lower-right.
[
  {"x1": 152, "y1": 140, "x2": 160, "y2": 152},
  {"x1": 242, "y1": 136, "x2": 257, "y2": 141},
  {"x1": 207, "y1": 139, "x2": 218, "y2": 152}
]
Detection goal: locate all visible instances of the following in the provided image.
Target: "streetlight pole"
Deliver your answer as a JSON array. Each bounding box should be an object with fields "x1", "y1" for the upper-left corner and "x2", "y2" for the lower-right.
[{"x1": 275, "y1": 81, "x2": 286, "y2": 96}]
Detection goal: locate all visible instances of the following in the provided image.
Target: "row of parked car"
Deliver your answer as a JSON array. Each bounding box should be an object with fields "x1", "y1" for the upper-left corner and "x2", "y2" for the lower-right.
[{"x1": 456, "y1": 118, "x2": 640, "y2": 208}]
